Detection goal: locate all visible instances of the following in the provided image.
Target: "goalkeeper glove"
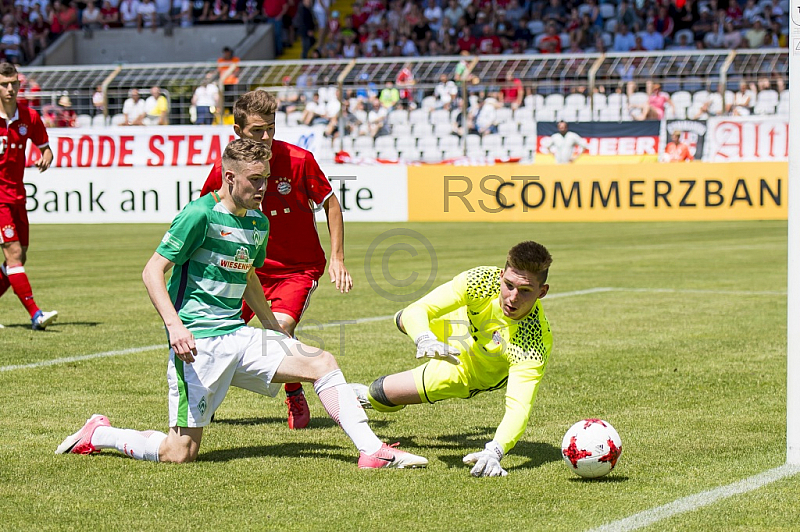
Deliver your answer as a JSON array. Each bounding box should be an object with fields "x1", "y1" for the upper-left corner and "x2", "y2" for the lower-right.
[
  {"x1": 463, "y1": 441, "x2": 507, "y2": 477},
  {"x1": 414, "y1": 331, "x2": 461, "y2": 365}
]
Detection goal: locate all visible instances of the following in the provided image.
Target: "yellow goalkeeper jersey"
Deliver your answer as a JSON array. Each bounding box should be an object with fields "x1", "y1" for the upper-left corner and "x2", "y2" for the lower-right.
[{"x1": 402, "y1": 266, "x2": 553, "y2": 454}]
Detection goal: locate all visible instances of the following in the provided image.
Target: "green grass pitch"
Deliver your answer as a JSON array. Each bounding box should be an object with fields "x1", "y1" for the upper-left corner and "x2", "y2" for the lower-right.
[{"x1": 1, "y1": 221, "x2": 798, "y2": 531}]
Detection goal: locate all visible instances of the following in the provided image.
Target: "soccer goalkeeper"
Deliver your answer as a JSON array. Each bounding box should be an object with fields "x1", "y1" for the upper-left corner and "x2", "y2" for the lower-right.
[{"x1": 353, "y1": 241, "x2": 553, "y2": 477}]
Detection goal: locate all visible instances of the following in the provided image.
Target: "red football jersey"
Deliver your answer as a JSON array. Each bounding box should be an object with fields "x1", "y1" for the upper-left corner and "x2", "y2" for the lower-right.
[
  {"x1": 201, "y1": 140, "x2": 333, "y2": 277},
  {"x1": 0, "y1": 103, "x2": 49, "y2": 204}
]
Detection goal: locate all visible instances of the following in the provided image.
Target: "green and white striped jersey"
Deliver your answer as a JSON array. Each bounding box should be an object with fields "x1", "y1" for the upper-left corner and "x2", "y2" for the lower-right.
[{"x1": 156, "y1": 192, "x2": 269, "y2": 339}]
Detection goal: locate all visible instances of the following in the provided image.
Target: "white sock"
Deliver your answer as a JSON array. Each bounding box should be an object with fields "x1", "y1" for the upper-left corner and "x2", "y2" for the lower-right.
[
  {"x1": 92, "y1": 426, "x2": 167, "y2": 462},
  {"x1": 314, "y1": 369, "x2": 382, "y2": 455}
]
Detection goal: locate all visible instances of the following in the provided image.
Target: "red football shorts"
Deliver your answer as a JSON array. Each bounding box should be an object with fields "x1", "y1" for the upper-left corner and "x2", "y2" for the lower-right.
[
  {"x1": 242, "y1": 270, "x2": 322, "y2": 324},
  {"x1": 0, "y1": 203, "x2": 29, "y2": 246}
]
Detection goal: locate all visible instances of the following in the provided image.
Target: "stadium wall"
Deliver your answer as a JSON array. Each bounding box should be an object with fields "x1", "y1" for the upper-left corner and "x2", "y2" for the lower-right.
[{"x1": 23, "y1": 123, "x2": 787, "y2": 224}]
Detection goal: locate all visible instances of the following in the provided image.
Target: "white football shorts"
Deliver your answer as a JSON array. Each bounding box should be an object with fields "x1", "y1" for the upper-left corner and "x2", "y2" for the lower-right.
[{"x1": 167, "y1": 327, "x2": 299, "y2": 428}]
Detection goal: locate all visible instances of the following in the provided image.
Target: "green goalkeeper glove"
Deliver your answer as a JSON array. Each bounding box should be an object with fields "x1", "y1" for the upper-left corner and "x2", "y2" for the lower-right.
[
  {"x1": 414, "y1": 331, "x2": 461, "y2": 365},
  {"x1": 463, "y1": 441, "x2": 507, "y2": 477}
]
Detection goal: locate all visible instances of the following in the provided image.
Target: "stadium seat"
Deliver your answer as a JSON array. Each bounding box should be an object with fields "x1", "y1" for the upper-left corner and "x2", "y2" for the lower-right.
[
  {"x1": 495, "y1": 107, "x2": 513, "y2": 123},
  {"x1": 498, "y1": 122, "x2": 518, "y2": 135},
  {"x1": 577, "y1": 108, "x2": 593, "y2": 122},
  {"x1": 421, "y1": 96, "x2": 437, "y2": 110},
  {"x1": 354, "y1": 136, "x2": 375, "y2": 152},
  {"x1": 430, "y1": 109, "x2": 450, "y2": 124},
  {"x1": 536, "y1": 108, "x2": 557, "y2": 121},
  {"x1": 565, "y1": 93, "x2": 586, "y2": 108},
  {"x1": 376, "y1": 148, "x2": 399, "y2": 160},
  {"x1": 409, "y1": 109, "x2": 429, "y2": 124},
  {"x1": 607, "y1": 92, "x2": 625, "y2": 109},
  {"x1": 374, "y1": 136, "x2": 395, "y2": 151},
  {"x1": 514, "y1": 106, "x2": 534, "y2": 122},
  {"x1": 442, "y1": 147, "x2": 464, "y2": 159},
  {"x1": 519, "y1": 121, "x2": 537, "y2": 135},
  {"x1": 559, "y1": 107, "x2": 578, "y2": 122},
  {"x1": 559, "y1": 33, "x2": 571, "y2": 48},
  {"x1": 400, "y1": 148, "x2": 421, "y2": 160},
  {"x1": 692, "y1": 90, "x2": 710, "y2": 106},
  {"x1": 757, "y1": 89, "x2": 779, "y2": 107},
  {"x1": 670, "y1": 90, "x2": 692, "y2": 112},
  {"x1": 482, "y1": 134, "x2": 503, "y2": 151},
  {"x1": 391, "y1": 123, "x2": 412, "y2": 136},
  {"x1": 439, "y1": 135, "x2": 461, "y2": 151},
  {"x1": 599, "y1": 3, "x2": 616, "y2": 19},
  {"x1": 412, "y1": 123, "x2": 434, "y2": 137},
  {"x1": 465, "y1": 134, "x2": 482, "y2": 149},
  {"x1": 110, "y1": 114, "x2": 126, "y2": 126},
  {"x1": 388, "y1": 110, "x2": 409, "y2": 124},
  {"x1": 504, "y1": 135, "x2": 524, "y2": 151},
  {"x1": 604, "y1": 19, "x2": 617, "y2": 33},
  {"x1": 754, "y1": 102, "x2": 776, "y2": 115},
  {"x1": 544, "y1": 93, "x2": 565, "y2": 108},
  {"x1": 591, "y1": 93, "x2": 607, "y2": 109},
  {"x1": 780, "y1": 90, "x2": 789, "y2": 104},
  {"x1": 421, "y1": 149, "x2": 443, "y2": 162},
  {"x1": 598, "y1": 107, "x2": 621, "y2": 121},
  {"x1": 395, "y1": 136, "x2": 418, "y2": 151},
  {"x1": 629, "y1": 91, "x2": 649, "y2": 107},
  {"x1": 777, "y1": 101, "x2": 789, "y2": 115},
  {"x1": 674, "y1": 28, "x2": 694, "y2": 44},
  {"x1": 433, "y1": 122, "x2": 453, "y2": 135},
  {"x1": 92, "y1": 114, "x2": 107, "y2": 127},
  {"x1": 527, "y1": 20, "x2": 545, "y2": 36}
]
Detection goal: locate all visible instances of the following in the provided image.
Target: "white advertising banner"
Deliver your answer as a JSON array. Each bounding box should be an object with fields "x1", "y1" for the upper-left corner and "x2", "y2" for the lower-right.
[
  {"x1": 704, "y1": 115, "x2": 788, "y2": 162},
  {"x1": 24, "y1": 126, "x2": 408, "y2": 223}
]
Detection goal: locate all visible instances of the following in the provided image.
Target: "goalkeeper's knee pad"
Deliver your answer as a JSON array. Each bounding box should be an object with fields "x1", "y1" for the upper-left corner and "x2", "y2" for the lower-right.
[{"x1": 368, "y1": 376, "x2": 406, "y2": 413}]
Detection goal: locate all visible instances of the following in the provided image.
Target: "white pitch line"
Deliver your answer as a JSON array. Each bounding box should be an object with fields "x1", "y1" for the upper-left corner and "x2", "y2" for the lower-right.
[
  {"x1": 587, "y1": 464, "x2": 800, "y2": 532},
  {"x1": 0, "y1": 345, "x2": 164, "y2": 372},
  {"x1": 0, "y1": 286, "x2": 783, "y2": 374}
]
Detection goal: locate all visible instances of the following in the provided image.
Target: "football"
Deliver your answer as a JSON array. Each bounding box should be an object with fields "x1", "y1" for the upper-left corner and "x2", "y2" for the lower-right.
[{"x1": 561, "y1": 419, "x2": 623, "y2": 479}]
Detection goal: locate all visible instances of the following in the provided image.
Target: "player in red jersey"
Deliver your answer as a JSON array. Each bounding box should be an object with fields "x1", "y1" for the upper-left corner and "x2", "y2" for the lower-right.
[
  {"x1": 0, "y1": 62, "x2": 57, "y2": 331},
  {"x1": 201, "y1": 90, "x2": 352, "y2": 429}
]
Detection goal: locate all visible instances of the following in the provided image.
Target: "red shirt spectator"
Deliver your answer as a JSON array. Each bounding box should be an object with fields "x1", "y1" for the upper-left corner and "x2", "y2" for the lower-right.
[{"x1": 457, "y1": 27, "x2": 477, "y2": 52}]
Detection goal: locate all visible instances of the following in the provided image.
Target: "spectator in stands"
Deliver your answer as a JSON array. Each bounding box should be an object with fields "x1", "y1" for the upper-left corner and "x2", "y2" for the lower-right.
[
  {"x1": 572, "y1": 13, "x2": 598, "y2": 50},
  {"x1": 744, "y1": 18, "x2": 767, "y2": 48},
  {"x1": 549, "y1": 121, "x2": 589, "y2": 164},
  {"x1": 379, "y1": 80, "x2": 400, "y2": 109},
  {"x1": 727, "y1": 81, "x2": 755, "y2": 116},
  {"x1": 721, "y1": 21, "x2": 742, "y2": 49},
  {"x1": 0, "y1": 25, "x2": 22, "y2": 64},
  {"x1": 662, "y1": 131, "x2": 693, "y2": 162},
  {"x1": 276, "y1": 75, "x2": 301, "y2": 113},
  {"x1": 500, "y1": 72, "x2": 524, "y2": 109},
  {"x1": 477, "y1": 24, "x2": 502, "y2": 54},
  {"x1": 264, "y1": 0, "x2": 288, "y2": 56},
  {"x1": 144, "y1": 85, "x2": 169, "y2": 125},
  {"x1": 192, "y1": 74, "x2": 219, "y2": 124},
  {"x1": 669, "y1": 0, "x2": 697, "y2": 36},
  {"x1": 632, "y1": 81, "x2": 673, "y2": 121},
  {"x1": 541, "y1": 0, "x2": 567, "y2": 27},
  {"x1": 742, "y1": 0, "x2": 762, "y2": 22},
  {"x1": 119, "y1": 0, "x2": 140, "y2": 28},
  {"x1": 153, "y1": 0, "x2": 172, "y2": 28},
  {"x1": 457, "y1": 25, "x2": 477, "y2": 54},
  {"x1": 434, "y1": 73, "x2": 457, "y2": 110},
  {"x1": 42, "y1": 95, "x2": 77, "y2": 128},
  {"x1": 640, "y1": 21, "x2": 664, "y2": 50},
  {"x1": 296, "y1": 0, "x2": 316, "y2": 59},
  {"x1": 443, "y1": 0, "x2": 463, "y2": 27},
  {"x1": 703, "y1": 20, "x2": 724, "y2": 49},
  {"x1": 217, "y1": 46, "x2": 240, "y2": 85},
  {"x1": 367, "y1": 96, "x2": 390, "y2": 139},
  {"x1": 690, "y1": 98, "x2": 717, "y2": 120},
  {"x1": 671, "y1": 31, "x2": 695, "y2": 50},
  {"x1": 82, "y1": 0, "x2": 102, "y2": 31},
  {"x1": 616, "y1": 0, "x2": 640, "y2": 31},
  {"x1": 612, "y1": 23, "x2": 636, "y2": 51},
  {"x1": 653, "y1": 4, "x2": 674, "y2": 42},
  {"x1": 137, "y1": 0, "x2": 158, "y2": 30},
  {"x1": 122, "y1": 88, "x2": 146, "y2": 125},
  {"x1": 539, "y1": 22, "x2": 562, "y2": 53},
  {"x1": 396, "y1": 62, "x2": 416, "y2": 108},
  {"x1": 92, "y1": 85, "x2": 105, "y2": 118},
  {"x1": 312, "y1": 0, "x2": 329, "y2": 46},
  {"x1": 473, "y1": 96, "x2": 500, "y2": 136},
  {"x1": 99, "y1": 0, "x2": 122, "y2": 29},
  {"x1": 423, "y1": 0, "x2": 442, "y2": 33}
]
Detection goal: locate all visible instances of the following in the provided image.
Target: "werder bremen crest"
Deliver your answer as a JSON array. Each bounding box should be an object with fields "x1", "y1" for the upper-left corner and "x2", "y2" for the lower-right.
[
  {"x1": 253, "y1": 228, "x2": 263, "y2": 246},
  {"x1": 198, "y1": 396, "x2": 207, "y2": 416}
]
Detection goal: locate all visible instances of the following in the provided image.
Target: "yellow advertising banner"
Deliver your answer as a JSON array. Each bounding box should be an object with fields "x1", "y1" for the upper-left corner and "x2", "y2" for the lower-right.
[{"x1": 407, "y1": 162, "x2": 787, "y2": 222}]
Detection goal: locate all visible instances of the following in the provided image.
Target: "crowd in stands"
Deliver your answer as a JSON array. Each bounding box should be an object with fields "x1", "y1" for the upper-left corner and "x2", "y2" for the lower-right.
[{"x1": 0, "y1": 0, "x2": 788, "y2": 65}]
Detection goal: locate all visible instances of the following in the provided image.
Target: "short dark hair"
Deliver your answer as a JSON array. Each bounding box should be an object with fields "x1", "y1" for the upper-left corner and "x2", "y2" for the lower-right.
[
  {"x1": 0, "y1": 62, "x2": 18, "y2": 78},
  {"x1": 222, "y1": 138, "x2": 272, "y2": 175},
  {"x1": 233, "y1": 90, "x2": 277, "y2": 128},
  {"x1": 506, "y1": 241, "x2": 552, "y2": 284}
]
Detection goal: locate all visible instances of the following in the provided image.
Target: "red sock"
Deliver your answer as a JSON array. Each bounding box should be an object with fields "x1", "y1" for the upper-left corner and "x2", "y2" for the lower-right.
[
  {"x1": 0, "y1": 272, "x2": 9, "y2": 298},
  {"x1": 285, "y1": 382, "x2": 302, "y2": 394},
  {"x1": 6, "y1": 265, "x2": 40, "y2": 318}
]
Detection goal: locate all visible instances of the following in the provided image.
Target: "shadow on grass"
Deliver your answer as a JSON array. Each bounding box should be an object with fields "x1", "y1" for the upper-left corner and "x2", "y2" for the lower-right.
[
  {"x1": 198, "y1": 442, "x2": 355, "y2": 463},
  {"x1": 566, "y1": 474, "x2": 629, "y2": 483},
  {"x1": 433, "y1": 427, "x2": 563, "y2": 471},
  {"x1": 211, "y1": 416, "x2": 392, "y2": 430},
  {"x1": 0, "y1": 321, "x2": 100, "y2": 330}
]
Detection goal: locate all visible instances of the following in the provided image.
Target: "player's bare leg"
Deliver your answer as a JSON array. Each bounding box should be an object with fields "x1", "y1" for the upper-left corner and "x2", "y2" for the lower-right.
[{"x1": 274, "y1": 311, "x2": 310, "y2": 429}]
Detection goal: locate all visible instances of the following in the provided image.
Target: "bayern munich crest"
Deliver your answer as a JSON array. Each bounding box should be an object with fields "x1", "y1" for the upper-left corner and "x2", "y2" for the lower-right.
[
  {"x1": 18, "y1": 124, "x2": 27, "y2": 135},
  {"x1": 2, "y1": 225, "x2": 15, "y2": 239},
  {"x1": 276, "y1": 177, "x2": 292, "y2": 195}
]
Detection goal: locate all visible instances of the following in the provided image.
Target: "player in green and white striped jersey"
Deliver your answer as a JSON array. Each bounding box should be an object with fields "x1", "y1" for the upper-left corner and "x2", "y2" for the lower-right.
[{"x1": 56, "y1": 139, "x2": 427, "y2": 469}]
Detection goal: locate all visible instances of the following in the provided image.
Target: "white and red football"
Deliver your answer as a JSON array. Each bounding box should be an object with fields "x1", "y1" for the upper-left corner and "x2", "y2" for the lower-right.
[{"x1": 561, "y1": 419, "x2": 622, "y2": 479}]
